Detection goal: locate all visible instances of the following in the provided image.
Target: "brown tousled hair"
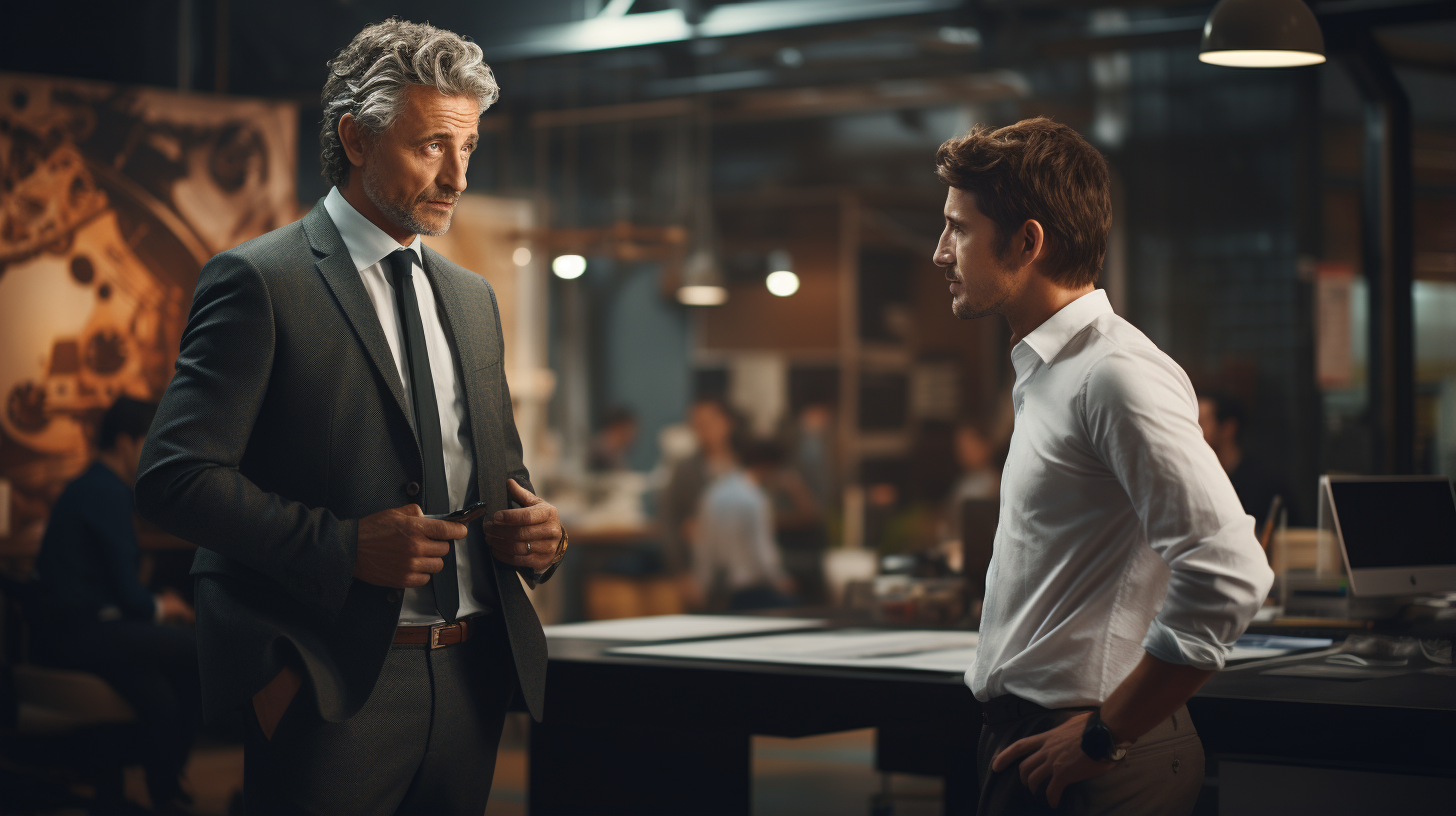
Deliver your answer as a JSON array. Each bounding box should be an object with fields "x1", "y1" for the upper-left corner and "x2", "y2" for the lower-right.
[{"x1": 935, "y1": 117, "x2": 1111, "y2": 288}]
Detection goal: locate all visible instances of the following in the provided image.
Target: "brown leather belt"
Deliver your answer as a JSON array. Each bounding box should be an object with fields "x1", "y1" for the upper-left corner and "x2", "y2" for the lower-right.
[{"x1": 394, "y1": 616, "x2": 476, "y2": 649}]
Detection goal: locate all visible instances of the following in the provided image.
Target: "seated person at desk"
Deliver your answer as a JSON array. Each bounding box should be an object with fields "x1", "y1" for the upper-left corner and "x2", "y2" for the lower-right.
[
  {"x1": 941, "y1": 421, "x2": 1001, "y2": 546},
  {"x1": 660, "y1": 396, "x2": 737, "y2": 579},
  {"x1": 1198, "y1": 390, "x2": 1301, "y2": 525},
  {"x1": 35, "y1": 397, "x2": 200, "y2": 814},
  {"x1": 588, "y1": 405, "x2": 638, "y2": 472},
  {"x1": 690, "y1": 436, "x2": 796, "y2": 611},
  {"x1": 931, "y1": 119, "x2": 1273, "y2": 814}
]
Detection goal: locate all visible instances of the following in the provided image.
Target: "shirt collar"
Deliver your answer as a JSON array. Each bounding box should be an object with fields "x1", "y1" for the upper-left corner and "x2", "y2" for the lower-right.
[
  {"x1": 1017, "y1": 289, "x2": 1113, "y2": 365},
  {"x1": 322, "y1": 186, "x2": 422, "y2": 273}
]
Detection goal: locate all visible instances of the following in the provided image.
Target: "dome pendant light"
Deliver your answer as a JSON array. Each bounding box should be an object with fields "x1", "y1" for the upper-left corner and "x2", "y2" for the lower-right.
[
  {"x1": 765, "y1": 249, "x2": 799, "y2": 297},
  {"x1": 678, "y1": 248, "x2": 729, "y2": 306},
  {"x1": 1199, "y1": 0, "x2": 1326, "y2": 68}
]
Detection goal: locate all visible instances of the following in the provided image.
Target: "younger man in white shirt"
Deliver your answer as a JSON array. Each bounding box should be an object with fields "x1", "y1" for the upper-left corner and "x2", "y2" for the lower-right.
[{"x1": 932, "y1": 117, "x2": 1273, "y2": 815}]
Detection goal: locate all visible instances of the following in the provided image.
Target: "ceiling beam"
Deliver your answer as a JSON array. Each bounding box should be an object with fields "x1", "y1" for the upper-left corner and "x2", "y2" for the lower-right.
[{"x1": 480, "y1": 0, "x2": 962, "y2": 62}]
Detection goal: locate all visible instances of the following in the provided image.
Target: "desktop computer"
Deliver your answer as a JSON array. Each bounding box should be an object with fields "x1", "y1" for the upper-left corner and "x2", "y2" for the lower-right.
[
  {"x1": 1281, "y1": 475, "x2": 1456, "y2": 621},
  {"x1": 1321, "y1": 475, "x2": 1456, "y2": 597}
]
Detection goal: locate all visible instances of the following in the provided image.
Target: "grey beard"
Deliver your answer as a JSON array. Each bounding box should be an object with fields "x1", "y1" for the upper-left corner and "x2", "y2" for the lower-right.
[{"x1": 362, "y1": 164, "x2": 452, "y2": 237}]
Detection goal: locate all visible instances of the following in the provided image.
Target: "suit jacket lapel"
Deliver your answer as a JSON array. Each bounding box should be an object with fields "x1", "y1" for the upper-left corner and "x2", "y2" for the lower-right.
[
  {"x1": 302, "y1": 202, "x2": 415, "y2": 437},
  {"x1": 419, "y1": 246, "x2": 503, "y2": 510}
]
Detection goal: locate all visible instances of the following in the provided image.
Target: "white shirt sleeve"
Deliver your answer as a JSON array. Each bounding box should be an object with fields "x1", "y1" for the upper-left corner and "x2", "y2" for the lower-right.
[{"x1": 1082, "y1": 350, "x2": 1275, "y2": 670}]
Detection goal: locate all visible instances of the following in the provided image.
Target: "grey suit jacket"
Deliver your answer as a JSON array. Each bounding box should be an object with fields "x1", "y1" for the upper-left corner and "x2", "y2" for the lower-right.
[{"x1": 136, "y1": 200, "x2": 547, "y2": 724}]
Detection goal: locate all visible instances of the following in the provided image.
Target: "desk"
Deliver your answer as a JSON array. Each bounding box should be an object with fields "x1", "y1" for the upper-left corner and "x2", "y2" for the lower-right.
[{"x1": 530, "y1": 630, "x2": 1456, "y2": 815}]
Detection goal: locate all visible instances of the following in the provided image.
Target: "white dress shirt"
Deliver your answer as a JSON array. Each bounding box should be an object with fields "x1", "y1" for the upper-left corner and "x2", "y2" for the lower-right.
[
  {"x1": 323, "y1": 187, "x2": 488, "y2": 625},
  {"x1": 693, "y1": 470, "x2": 788, "y2": 594},
  {"x1": 968, "y1": 289, "x2": 1274, "y2": 709}
]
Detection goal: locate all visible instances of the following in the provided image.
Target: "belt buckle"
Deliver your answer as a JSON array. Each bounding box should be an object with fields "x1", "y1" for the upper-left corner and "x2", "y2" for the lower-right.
[{"x1": 430, "y1": 622, "x2": 447, "y2": 649}]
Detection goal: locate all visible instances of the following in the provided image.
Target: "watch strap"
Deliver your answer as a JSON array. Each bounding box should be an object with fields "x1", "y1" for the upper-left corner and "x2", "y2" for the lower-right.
[
  {"x1": 1080, "y1": 709, "x2": 1131, "y2": 762},
  {"x1": 522, "y1": 528, "x2": 568, "y2": 588}
]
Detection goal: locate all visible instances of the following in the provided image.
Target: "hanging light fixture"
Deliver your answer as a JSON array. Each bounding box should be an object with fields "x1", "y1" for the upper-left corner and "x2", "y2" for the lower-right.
[
  {"x1": 678, "y1": 248, "x2": 728, "y2": 306},
  {"x1": 552, "y1": 254, "x2": 586, "y2": 280},
  {"x1": 765, "y1": 249, "x2": 799, "y2": 297},
  {"x1": 1199, "y1": 0, "x2": 1325, "y2": 68},
  {"x1": 677, "y1": 106, "x2": 727, "y2": 307}
]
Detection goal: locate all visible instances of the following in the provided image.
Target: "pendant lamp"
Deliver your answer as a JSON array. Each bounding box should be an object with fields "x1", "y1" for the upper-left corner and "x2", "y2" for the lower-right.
[
  {"x1": 1199, "y1": 0, "x2": 1326, "y2": 68},
  {"x1": 678, "y1": 247, "x2": 728, "y2": 306}
]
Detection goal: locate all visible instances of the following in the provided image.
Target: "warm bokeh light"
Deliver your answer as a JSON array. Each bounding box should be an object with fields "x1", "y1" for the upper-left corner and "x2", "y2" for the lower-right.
[
  {"x1": 765, "y1": 270, "x2": 800, "y2": 297},
  {"x1": 1198, "y1": 50, "x2": 1325, "y2": 68},
  {"x1": 677, "y1": 285, "x2": 728, "y2": 306},
  {"x1": 513, "y1": 247, "x2": 532, "y2": 266},
  {"x1": 552, "y1": 254, "x2": 586, "y2": 279}
]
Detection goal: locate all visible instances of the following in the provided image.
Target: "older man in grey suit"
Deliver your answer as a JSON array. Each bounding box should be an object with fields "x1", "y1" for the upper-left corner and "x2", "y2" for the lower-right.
[{"x1": 137, "y1": 19, "x2": 566, "y2": 815}]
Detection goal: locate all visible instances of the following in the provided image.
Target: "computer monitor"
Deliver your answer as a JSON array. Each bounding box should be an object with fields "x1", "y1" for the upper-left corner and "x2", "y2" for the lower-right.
[{"x1": 1321, "y1": 475, "x2": 1456, "y2": 597}]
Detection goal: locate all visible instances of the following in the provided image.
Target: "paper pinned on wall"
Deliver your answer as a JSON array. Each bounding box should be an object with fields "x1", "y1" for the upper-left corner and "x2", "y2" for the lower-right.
[{"x1": 1316, "y1": 262, "x2": 1355, "y2": 391}]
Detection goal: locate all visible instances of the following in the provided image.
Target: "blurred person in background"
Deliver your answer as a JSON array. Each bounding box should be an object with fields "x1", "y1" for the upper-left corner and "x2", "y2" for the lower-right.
[
  {"x1": 950, "y1": 422, "x2": 1001, "y2": 505},
  {"x1": 758, "y1": 401, "x2": 833, "y2": 605},
  {"x1": 791, "y1": 402, "x2": 835, "y2": 511},
  {"x1": 1197, "y1": 391, "x2": 1301, "y2": 526},
  {"x1": 764, "y1": 451, "x2": 826, "y2": 607},
  {"x1": 588, "y1": 406, "x2": 638, "y2": 472},
  {"x1": 941, "y1": 423, "x2": 1001, "y2": 541},
  {"x1": 659, "y1": 397, "x2": 737, "y2": 580},
  {"x1": 36, "y1": 397, "x2": 200, "y2": 814},
  {"x1": 691, "y1": 435, "x2": 796, "y2": 611}
]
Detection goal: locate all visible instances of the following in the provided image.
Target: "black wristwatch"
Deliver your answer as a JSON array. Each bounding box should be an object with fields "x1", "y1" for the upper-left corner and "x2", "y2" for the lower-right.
[{"x1": 1080, "y1": 710, "x2": 1131, "y2": 762}]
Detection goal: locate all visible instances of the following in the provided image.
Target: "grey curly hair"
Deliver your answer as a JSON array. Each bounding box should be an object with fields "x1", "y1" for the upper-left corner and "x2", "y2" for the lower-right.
[{"x1": 320, "y1": 19, "x2": 499, "y2": 187}]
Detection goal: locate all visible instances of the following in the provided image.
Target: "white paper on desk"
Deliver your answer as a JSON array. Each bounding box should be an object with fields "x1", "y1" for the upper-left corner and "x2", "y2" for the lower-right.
[
  {"x1": 542, "y1": 614, "x2": 826, "y2": 642},
  {"x1": 609, "y1": 629, "x2": 979, "y2": 674},
  {"x1": 1226, "y1": 634, "x2": 1334, "y2": 662}
]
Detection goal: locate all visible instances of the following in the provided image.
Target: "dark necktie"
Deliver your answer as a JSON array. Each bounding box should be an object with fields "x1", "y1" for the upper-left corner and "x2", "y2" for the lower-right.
[{"x1": 387, "y1": 248, "x2": 459, "y2": 623}]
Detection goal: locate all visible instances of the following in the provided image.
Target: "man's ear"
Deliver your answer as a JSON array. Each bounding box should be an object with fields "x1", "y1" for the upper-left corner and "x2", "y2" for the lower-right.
[
  {"x1": 1014, "y1": 219, "x2": 1046, "y2": 270},
  {"x1": 339, "y1": 113, "x2": 367, "y2": 169}
]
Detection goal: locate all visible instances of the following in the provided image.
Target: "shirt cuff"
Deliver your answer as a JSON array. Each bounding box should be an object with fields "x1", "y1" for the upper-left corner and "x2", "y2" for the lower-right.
[{"x1": 1141, "y1": 618, "x2": 1230, "y2": 671}]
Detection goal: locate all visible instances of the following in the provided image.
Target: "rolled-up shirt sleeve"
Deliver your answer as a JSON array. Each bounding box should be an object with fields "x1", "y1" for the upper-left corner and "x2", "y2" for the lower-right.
[{"x1": 1082, "y1": 349, "x2": 1275, "y2": 670}]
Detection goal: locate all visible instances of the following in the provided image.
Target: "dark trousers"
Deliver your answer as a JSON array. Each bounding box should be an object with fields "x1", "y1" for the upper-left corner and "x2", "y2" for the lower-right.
[
  {"x1": 242, "y1": 614, "x2": 516, "y2": 816},
  {"x1": 977, "y1": 695, "x2": 1203, "y2": 816},
  {"x1": 39, "y1": 620, "x2": 202, "y2": 808}
]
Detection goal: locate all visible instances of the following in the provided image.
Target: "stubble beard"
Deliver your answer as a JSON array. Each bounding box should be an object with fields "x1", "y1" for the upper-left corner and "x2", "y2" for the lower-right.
[
  {"x1": 949, "y1": 269, "x2": 1006, "y2": 321},
  {"x1": 362, "y1": 162, "x2": 455, "y2": 237}
]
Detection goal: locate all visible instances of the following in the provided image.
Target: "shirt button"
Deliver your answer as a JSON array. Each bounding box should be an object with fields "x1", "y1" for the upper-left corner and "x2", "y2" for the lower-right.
[
  {"x1": 405, "y1": 481, "x2": 421, "y2": 497},
  {"x1": 386, "y1": 589, "x2": 403, "y2": 604}
]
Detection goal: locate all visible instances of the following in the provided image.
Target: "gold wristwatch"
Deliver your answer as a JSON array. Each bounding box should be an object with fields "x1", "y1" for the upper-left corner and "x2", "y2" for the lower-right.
[{"x1": 524, "y1": 528, "x2": 568, "y2": 587}]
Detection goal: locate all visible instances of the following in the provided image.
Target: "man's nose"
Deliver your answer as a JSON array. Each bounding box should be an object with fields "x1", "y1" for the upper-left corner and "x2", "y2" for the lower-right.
[
  {"x1": 933, "y1": 242, "x2": 952, "y2": 267},
  {"x1": 441, "y1": 150, "x2": 468, "y2": 194}
]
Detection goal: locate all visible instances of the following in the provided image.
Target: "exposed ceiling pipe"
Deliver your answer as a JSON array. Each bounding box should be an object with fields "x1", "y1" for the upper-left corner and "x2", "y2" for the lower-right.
[{"x1": 480, "y1": 0, "x2": 962, "y2": 62}]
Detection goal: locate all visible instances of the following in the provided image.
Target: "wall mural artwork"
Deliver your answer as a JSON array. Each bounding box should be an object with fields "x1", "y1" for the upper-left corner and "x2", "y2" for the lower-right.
[{"x1": 0, "y1": 72, "x2": 297, "y2": 562}]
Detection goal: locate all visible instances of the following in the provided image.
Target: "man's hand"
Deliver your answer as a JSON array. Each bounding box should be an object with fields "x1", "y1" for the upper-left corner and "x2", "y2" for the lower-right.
[
  {"x1": 484, "y1": 479, "x2": 562, "y2": 574},
  {"x1": 991, "y1": 711, "x2": 1114, "y2": 809},
  {"x1": 157, "y1": 588, "x2": 195, "y2": 625},
  {"x1": 354, "y1": 504, "x2": 465, "y2": 588}
]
